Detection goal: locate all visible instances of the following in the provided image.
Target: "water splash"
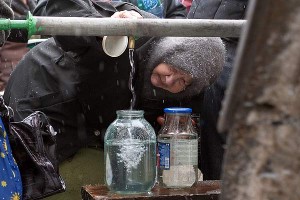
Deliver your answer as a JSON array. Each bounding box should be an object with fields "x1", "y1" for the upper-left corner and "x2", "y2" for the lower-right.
[{"x1": 117, "y1": 139, "x2": 147, "y2": 172}]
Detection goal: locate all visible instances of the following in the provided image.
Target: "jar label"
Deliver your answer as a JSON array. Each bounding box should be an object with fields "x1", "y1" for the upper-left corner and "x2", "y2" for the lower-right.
[
  {"x1": 172, "y1": 139, "x2": 198, "y2": 166},
  {"x1": 158, "y1": 139, "x2": 198, "y2": 169},
  {"x1": 158, "y1": 142, "x2": 170, "y2": 169}
]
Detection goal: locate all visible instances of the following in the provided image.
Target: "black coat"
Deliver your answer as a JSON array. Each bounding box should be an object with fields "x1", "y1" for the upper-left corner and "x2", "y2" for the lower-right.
[
  {"x1": 4, "y1": 1, "x2": 157, "y2": 162},
  {"x1": 188, "y1": 0, "x2": 248, "y2": 180}
]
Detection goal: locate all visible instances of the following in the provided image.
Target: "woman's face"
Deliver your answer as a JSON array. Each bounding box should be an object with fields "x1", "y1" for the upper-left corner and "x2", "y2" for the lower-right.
[{"x1": 151, "y1": 63, "x2": 192, "y2": 93}]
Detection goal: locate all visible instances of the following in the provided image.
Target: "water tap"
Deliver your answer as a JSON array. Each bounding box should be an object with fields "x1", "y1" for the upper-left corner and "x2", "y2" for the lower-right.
[{"x1": 128, "y1": 36, "x2": 135, "y2": 49}]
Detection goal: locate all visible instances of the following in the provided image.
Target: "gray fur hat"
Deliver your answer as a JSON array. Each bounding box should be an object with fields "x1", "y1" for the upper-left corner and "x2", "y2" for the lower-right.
[
  {"x1": 0, "y1": 0, "x2": 14, "y2": 46},
  {"x1": 141, "y1": 37, "x2": 226, "y2": 100}
]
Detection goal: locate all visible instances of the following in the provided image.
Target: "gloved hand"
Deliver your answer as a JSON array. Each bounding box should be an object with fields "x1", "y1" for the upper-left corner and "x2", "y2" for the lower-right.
[{"x1": 0, "y1": 0, "x2": 14, "y2": 46}]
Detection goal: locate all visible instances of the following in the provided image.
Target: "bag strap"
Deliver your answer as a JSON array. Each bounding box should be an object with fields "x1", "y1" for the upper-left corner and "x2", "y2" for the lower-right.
[{"x1": 0, "y1": 95, "x2": 13, "y2": 118}]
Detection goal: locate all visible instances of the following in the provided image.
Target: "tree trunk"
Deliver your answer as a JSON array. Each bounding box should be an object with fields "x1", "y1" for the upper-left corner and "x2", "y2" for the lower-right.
[{"x1": 218, "y1": 0, "x2": 300, "y2": 199}]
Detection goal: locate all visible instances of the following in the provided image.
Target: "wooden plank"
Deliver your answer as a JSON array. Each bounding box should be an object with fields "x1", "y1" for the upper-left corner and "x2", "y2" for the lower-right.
[{"x1": 81, "y1": 181, "x2": 220, "y2": 200}]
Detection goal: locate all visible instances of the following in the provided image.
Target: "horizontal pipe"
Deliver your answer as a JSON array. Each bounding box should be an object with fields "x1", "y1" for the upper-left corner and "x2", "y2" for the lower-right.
[
  {"x1": 0, "y1": 19, "x2": 29, "y2": 30},
  {"x1": 35, "y1": 17, "x2": 246, "y2": 37}
]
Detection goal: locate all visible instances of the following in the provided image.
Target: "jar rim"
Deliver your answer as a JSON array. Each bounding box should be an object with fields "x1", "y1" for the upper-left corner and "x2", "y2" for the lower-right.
[{"x1": 116, "y1": 110, "x2": 144, "y2": 116}]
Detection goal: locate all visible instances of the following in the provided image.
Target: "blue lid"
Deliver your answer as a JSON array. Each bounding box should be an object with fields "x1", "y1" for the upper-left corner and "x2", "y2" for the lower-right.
[{"x1": 164, "y1": 107, "x2": 192, "y2": 114}]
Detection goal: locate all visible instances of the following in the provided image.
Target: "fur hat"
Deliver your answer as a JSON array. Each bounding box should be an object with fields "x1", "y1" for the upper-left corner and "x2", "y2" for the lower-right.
[
  {"x1": 141, "y1": 37, "x2": 226, "y2": 100},
  {"x1": 0, "y1": 0, "x2": 14, "y2": 46}
]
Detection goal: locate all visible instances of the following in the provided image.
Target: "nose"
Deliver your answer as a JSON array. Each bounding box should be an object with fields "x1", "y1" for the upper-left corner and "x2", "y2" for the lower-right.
[{"x1": 164, "y1": 73, "x2": 185, "y2": 86}]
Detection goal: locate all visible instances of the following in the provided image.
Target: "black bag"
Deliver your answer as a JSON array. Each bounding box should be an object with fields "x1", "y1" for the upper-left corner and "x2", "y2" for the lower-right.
[{"x1": 0, "y1": 97, "x2": 65, "y2": 200}]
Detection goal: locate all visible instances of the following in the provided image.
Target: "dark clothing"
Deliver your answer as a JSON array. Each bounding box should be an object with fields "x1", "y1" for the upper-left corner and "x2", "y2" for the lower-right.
[
  {"x1": 12, "y1": 0, "x2": 36, "y2": 16},
  {"x1": 116, "y1": 0, "x2": 187, "y2": 18},
  {"x1": 162, "y1": 0, "x2": 187, "y2": 18},
  {"x1": 188, "y1": 0, "x2": 247, "y2": 19},
  {"x1": 188, "y1": 0, "x2": 248, "y2": 180},
  {"x1": 6, "y1": 1, "x2": 138, "y2": 162}
]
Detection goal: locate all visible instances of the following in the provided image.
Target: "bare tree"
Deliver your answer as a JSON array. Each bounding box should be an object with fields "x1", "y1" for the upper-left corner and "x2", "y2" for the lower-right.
[{"x1": 218, "y1": 0, "x2": 300, "y2": 199}]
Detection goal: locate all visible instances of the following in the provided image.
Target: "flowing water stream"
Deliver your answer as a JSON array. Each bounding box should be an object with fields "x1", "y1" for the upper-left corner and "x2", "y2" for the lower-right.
[{"x1": 128, "y1": 48, "x2": 136, "y2": 110}]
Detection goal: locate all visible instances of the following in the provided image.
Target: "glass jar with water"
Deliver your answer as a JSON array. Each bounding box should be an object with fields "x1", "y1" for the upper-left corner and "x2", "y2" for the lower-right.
[
  {"x1": 104, "y1": 110, "x2": 156, "y2": 194},
  {"x1": 157, "y1": 107, "x2": 198, "y2": 188}
]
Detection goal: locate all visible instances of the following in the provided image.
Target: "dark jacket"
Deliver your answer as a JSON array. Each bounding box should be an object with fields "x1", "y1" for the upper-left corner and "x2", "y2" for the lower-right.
[
  {"x1": 188, "y1": 0, "x2": 247, "y2": 19},
  {"x1": 188, "y1": 0, "x2": 248, "y2": 180}
]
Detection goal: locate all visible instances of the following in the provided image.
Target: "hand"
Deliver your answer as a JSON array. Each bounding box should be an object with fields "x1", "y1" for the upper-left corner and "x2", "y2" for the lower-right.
[
  {"x1": 111, "y1": 10, "x2": 143, "y2": 19},
  {"x1": 151, "y1": 63, "x2": 193, "y2": 93}
]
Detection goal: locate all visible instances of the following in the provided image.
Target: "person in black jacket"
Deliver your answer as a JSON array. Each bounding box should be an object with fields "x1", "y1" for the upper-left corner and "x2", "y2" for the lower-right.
[
  {"x1": 4, "y1": 0, "x2": 226, "y2": 164},
  {"x1": 188, "y1": 0, "x2": 249, "y2": 180}
]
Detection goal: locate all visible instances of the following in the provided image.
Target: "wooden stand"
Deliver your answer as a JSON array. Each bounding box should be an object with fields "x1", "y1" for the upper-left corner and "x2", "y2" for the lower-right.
[{"x1": 81, "y1": 180, "x2": 221, "y2": 200}]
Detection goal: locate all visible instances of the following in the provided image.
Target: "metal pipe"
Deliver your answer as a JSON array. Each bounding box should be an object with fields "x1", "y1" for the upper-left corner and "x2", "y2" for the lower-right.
[
  {"x1": 0, "y1": 12, "x2": 246, "y2": 37},
  {"x1": 0, "y1": 19, "x2": 27, "y2": 30},
  {"x1": 34, "y1": 17, "x2": 245, "y2": 37}
]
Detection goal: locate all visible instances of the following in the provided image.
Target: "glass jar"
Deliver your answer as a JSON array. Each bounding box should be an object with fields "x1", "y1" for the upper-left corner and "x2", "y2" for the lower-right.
[
  {"x1": 157, "y1": 107, "x2": 198, "y2": 188},
  {"x1": 104, "y1": 110, "x2": 156, "y2": 194}
]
